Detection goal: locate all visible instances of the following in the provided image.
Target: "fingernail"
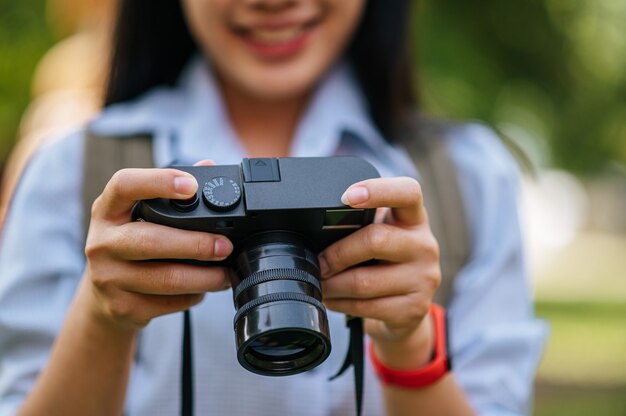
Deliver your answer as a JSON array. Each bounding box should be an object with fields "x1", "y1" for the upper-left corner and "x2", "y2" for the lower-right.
[
  {"x1": 341, "y1": 186, "x2": 369, "y2": 206},
  {"x1": 174, "y1": 176, "x2": 197, "y2": 196},
  {"x1": 193, "y1": 159, "x2": 215, "y2": 167},
  {"x1": 318, "y1": 255, "x2": 330, "y2": 278},
  {"x1": 214, "y1": 238, "x2": 233, "y2": 259}
]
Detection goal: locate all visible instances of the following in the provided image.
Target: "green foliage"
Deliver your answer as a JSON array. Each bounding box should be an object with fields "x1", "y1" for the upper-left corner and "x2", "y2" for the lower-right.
[
  {"x1": 0, "y1": 0, "x2": 55, "y2": 164},
  {"x1": 418, "y1": 0, "x2": 626, "y2": 174}
]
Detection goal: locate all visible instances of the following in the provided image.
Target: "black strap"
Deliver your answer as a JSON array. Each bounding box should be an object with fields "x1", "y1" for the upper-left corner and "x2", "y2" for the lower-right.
[
  {"x1": 182, "y1": 311, "x2": 364, "y2": 416},
  {"x1": 329, "y1": 316, "x2": 364, "y2": 416},
  {"x1": 182, "y1": 310, "x2": 193, "y2": 416}
]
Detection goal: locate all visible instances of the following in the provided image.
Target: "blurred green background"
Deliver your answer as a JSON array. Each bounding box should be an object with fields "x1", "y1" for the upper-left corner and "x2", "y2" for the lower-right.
[
  {"x1": 1, "y1": 0, "x2": 625, "y2": 414},
  {"x1": 417, "y1": 4, "x2": 626, "y2": 413},
  {"x1": 0, "y1": 0, "x2": 54, "y2": 162}
]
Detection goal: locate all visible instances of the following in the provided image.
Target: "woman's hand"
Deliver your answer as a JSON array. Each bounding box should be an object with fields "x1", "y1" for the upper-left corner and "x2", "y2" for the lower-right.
[
  {"x1": 83, "y1": 167, "x2": 233, "y2": 333},
  {"x1": 319, "y1": 177, "x2": 441, "y2": 369}
]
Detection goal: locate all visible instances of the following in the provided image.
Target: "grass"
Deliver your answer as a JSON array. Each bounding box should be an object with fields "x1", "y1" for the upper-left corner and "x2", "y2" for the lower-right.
[
  {"x1": 535, "y1": 301, "x2": 626, "y2": 384},
  {"x1": 533, "y1": 300, "x2": 626, "y2": 415},
  {"x1": 535, "y1": 382, "x2": 626, "y2": 416}
]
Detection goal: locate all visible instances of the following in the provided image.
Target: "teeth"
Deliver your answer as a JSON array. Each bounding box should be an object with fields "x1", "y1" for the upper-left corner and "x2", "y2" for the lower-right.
[{"x1": 248, "y1": 27, "x2": 303, "y2": 44}]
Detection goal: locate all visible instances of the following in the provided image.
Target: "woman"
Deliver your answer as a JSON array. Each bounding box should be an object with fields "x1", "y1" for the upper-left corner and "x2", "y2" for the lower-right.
[{"x1": 0, "y1": 1, "x2": 546, "y2": 415}]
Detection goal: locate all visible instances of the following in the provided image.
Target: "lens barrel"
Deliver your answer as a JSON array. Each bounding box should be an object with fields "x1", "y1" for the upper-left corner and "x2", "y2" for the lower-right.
[{"x1": 230, "y1": 232, "x2": 331, "y2": 376}]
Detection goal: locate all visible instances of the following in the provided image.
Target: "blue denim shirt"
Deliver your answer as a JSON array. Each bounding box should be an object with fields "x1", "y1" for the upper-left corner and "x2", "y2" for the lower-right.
[{"x1": 0, "y1": 57, "x2": 547, "y2": 415}]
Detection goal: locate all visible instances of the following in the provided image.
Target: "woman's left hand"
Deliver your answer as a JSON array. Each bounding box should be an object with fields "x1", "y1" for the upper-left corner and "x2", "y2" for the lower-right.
[{"x1": 319, "y1": 177, "x2": 441, "y2": 368}]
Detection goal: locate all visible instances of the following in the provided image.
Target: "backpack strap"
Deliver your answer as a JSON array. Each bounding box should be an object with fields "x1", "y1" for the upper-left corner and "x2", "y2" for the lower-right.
[
  {"x1": 82, "y1": 131, "x2": 195, "y2": 416},
  {"x1": 81, "y1": 131, "x2": 154, "y2": 237},
  {"x1": 398, "y1": 117, "x2": 472, "y2": 307}
]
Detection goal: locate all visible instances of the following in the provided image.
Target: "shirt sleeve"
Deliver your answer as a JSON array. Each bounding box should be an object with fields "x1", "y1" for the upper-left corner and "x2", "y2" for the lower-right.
[
  {"x1": 0, "y1": 131, "x2": 86, "y2": 416},
  {"x1": 444, "y1": 124, "x2": 549, "y2": 416}
]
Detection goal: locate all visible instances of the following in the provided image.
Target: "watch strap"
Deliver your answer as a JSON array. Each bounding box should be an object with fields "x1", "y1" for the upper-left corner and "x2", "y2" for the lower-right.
[{"x1": 369, "y1": 304, "x2": 451, "y2": 388}]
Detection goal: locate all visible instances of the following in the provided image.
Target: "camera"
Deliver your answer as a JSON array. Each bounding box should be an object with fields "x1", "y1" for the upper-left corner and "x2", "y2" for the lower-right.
[{"x1": 134, "y1": 157, "x2": 379, "y2": 376}]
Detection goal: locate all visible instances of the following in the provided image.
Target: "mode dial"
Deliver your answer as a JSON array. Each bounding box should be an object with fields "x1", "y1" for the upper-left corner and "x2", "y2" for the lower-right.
[{"x1": 202, "y1": 176, "x2": 241, "y2": 212}]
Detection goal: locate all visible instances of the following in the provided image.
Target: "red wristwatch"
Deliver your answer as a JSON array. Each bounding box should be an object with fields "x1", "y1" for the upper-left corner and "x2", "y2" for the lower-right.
[{"x1": 369, "y1": 304, "x2": 451, "y2": 388}]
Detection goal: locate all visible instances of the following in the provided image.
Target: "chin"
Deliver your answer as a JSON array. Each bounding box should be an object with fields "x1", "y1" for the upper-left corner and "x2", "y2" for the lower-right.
[
  {"x1": 241, "y1": 67, "x2": 322, "y2": 103},
  {"x1": 250, "y1": 83, "x2": 311, "y2": 102}
]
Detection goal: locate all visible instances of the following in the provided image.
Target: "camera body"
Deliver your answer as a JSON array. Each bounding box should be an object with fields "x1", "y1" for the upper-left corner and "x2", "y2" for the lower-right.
[
  {"x1": 134, "y1": 157, "x2": 379, "y2": 376},
  {"x1": 135, "y1": 157, "x2": 379, "y2": 249}
]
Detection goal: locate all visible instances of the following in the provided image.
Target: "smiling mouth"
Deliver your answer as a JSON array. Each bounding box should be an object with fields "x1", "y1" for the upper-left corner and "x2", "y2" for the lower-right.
[
  {"x1": 234, "y1": 19, "x2": 320, "y2": 47},
  {"x1": 248, "y1": 26, "x2": 307, "y2": 44}
]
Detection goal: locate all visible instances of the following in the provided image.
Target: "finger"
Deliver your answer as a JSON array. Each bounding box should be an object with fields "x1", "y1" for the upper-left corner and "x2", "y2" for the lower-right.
[
  {"x1": 324, "y1": 293, "x2": 428, "y2": 326},
  {"x1": 193, "y1": 159, "x2": 216, "y2": 166},
  {"x1": 106, "y1": 222, "x2": 233, "y2": 261},
  {"x1": 93, "y1": 168, "x2": 198, "y2": 222},
  {"x1": 322, "y1": 263, "x2": 420, "y2": 299},
  {"x1": 93, "y1": 261, "x2": 230, "y2": 295},
  {"x1": 137, "y1": 292, "x2": 206, "y2": 318},
  {"x1": 319, "y1": 223, "x2": 420, "y2": 277},
  {"x1": 100, "y1": 290, "x2": 206, "y2": 328},
  {"x1": 374, "y1": 207, "x2": 389, "y2": 224},
  {"x1": 341, "y1": 177, "x2": 425, "y2": 226}
]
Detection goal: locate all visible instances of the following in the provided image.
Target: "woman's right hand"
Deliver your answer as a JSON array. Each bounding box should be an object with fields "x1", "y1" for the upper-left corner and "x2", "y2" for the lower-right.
[{"x1": 82, "y1": 167, "x2": 233, "y2": 332}]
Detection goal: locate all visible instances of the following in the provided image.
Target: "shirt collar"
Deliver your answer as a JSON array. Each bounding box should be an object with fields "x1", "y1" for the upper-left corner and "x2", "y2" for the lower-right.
[{"x1": 89, "y1": 55, "x2": 393, "y2": 168}]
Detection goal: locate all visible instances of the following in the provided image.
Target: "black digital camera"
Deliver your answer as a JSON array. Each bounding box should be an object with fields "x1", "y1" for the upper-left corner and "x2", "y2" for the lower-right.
[{"x1": 134, "y1": 157, "x2": 379, "y2": 376}]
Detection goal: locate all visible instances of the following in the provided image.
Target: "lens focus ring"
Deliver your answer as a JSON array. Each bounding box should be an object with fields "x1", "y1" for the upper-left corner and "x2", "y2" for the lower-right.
[
  {"x1": 233, "y1": 292, "x2": 327, "y2": 327},
  {"x1": 233, "y1": 268, "x2": 321, "y2": 304}
]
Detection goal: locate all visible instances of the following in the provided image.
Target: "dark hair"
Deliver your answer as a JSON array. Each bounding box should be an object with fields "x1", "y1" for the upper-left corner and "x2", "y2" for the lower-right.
[{"x1": 105, "y1": 0, "x2": 416, "y2": 139}]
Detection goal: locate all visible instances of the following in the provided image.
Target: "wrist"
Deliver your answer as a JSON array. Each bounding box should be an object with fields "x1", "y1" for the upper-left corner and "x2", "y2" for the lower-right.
[
  {"x1": 76, "y1": 278, "x2": 139, "y2": 339},
  {"x1": 372, "y1": 312, "x2": 434, "y2": 370},
  {"x1": 370, "y1": 304, "x2": 451, "y2": 389}
]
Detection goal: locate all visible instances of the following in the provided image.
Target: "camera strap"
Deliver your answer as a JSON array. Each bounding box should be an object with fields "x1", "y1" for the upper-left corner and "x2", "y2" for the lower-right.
[
  {"x1": 329, "y1": 316, "x2": 364, "y2": 416},
  {"x1": 182, "y1": 310, "x2": 194, "y2": 416}
]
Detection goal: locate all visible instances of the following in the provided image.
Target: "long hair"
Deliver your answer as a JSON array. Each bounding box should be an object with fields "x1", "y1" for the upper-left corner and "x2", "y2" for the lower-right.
[{"x1": 105, "y1": 0, "x2": 416, "y2": 139}]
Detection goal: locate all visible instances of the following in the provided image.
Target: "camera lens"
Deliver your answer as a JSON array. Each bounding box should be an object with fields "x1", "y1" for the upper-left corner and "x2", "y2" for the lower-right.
[
  {"x1": 230, "y1": 232, "x2": 331, "y2": 376},
  {"x1": 249, "y1": 332, "x2": 316, "y2": 357}
]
